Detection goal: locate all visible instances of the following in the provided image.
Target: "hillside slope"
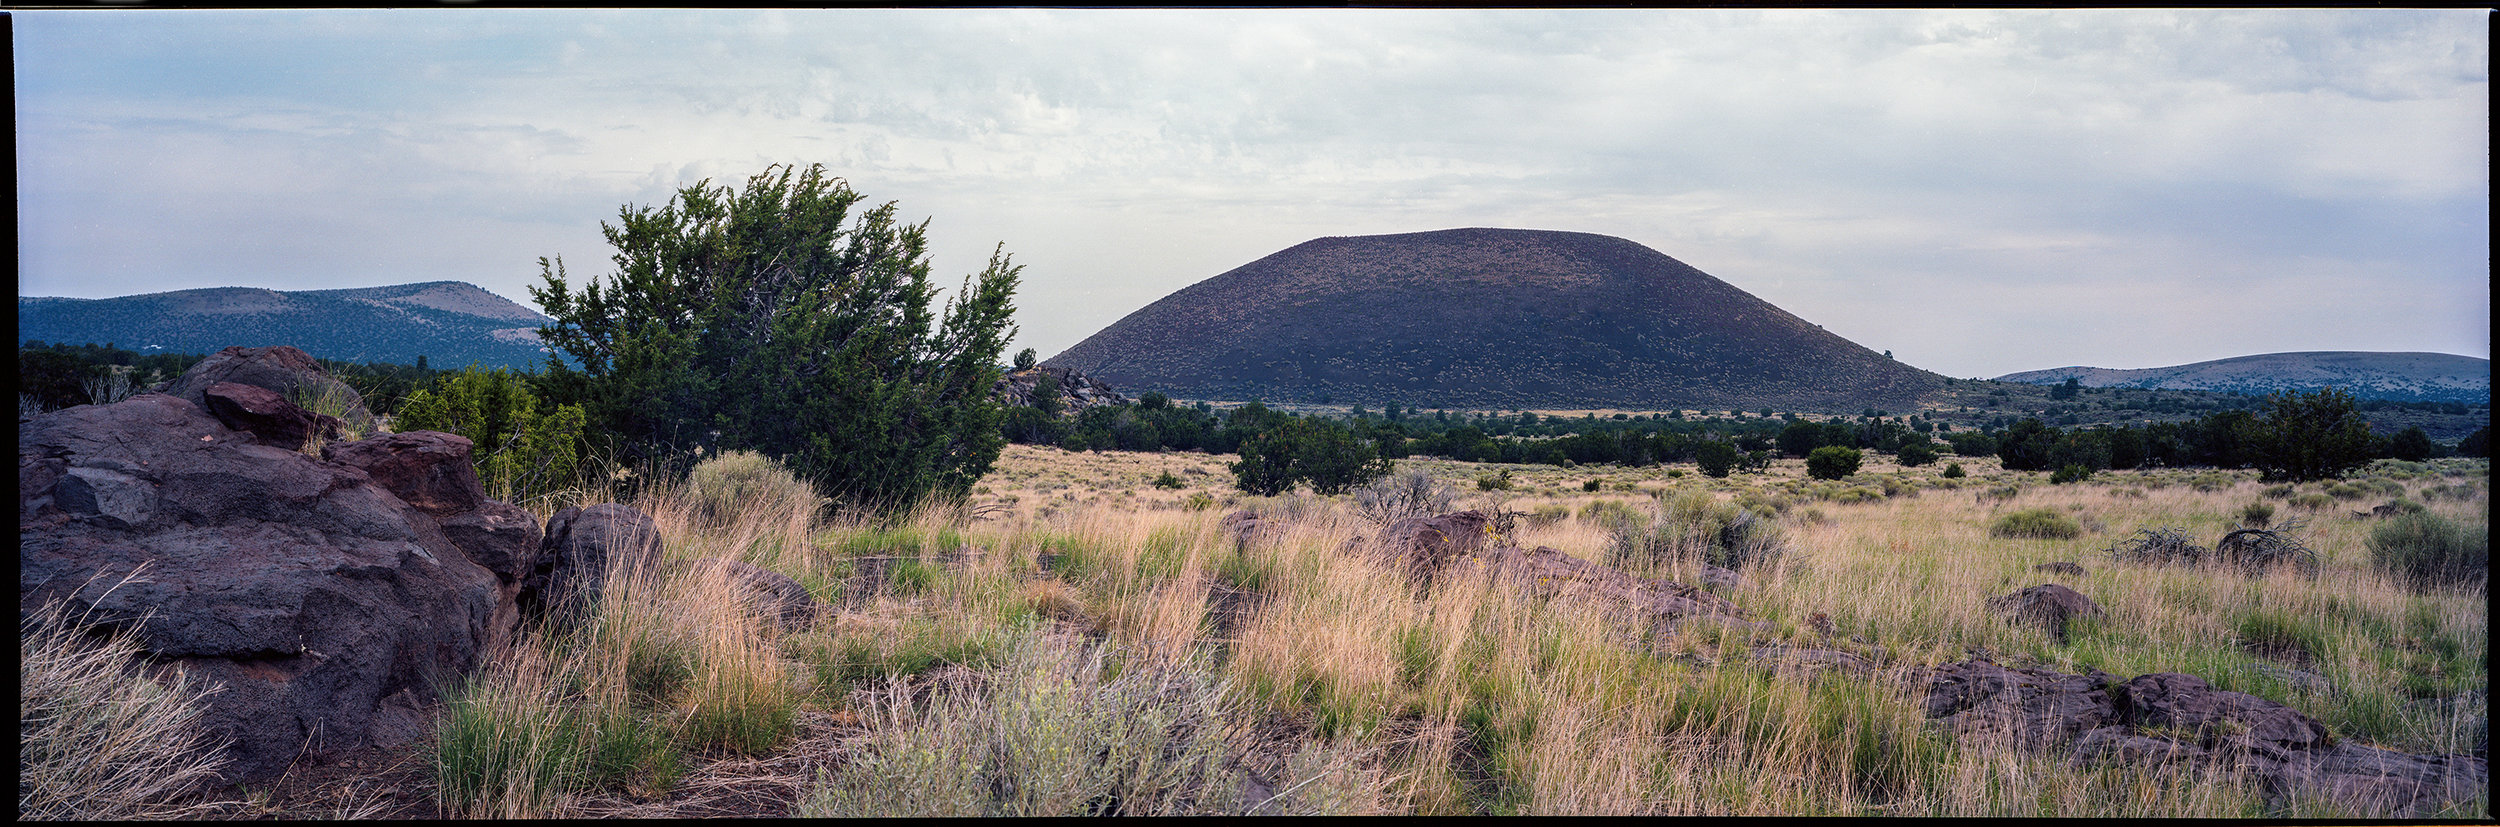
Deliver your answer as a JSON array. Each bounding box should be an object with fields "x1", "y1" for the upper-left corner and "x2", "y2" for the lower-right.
[
  {"x1": 1047, "y1": 228, "x2": 1947, "y2": 411},
  {"x1": 17, "y1": 281, "x2": 553, "y2": 369},
  {"x1": 1995, "y1": 352, "x2": 2490, "y2": 405}
]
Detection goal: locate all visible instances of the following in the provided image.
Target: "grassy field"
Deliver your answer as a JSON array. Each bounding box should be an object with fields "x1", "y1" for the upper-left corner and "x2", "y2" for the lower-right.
[{"x1": 31, "y1": 445, "x2": 2489, "y2": 818}]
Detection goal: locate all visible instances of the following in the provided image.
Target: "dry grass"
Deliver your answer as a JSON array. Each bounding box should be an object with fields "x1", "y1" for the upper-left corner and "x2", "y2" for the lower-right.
[
  {"x1": 80, "y1": 443, "x2": 2476, "y2": 818},
  {"x1": 18, "y1": 571, "x2": 234, "y2": 821}
]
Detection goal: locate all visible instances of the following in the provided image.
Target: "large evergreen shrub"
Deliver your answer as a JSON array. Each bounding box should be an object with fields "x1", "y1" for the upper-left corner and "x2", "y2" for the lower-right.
[{"x1": 532, "y1": 164, "x2": 1019, "y2": 509}]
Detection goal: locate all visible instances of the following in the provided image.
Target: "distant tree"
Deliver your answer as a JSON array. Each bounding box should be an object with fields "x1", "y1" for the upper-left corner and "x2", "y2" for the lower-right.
[
  {"x1": 1137, "y1": 390, "x2": 1169, "y2": 411},
  {"x1": 1012, "y1": 347, "x2": 1038, "y2": 372},
  {"x1": 1778, "y1": 419, "x2": 1825, "y2": 457},
  {"x1": 2459, "y1": 426, "x2": 2490, "y2": 458},
  {"x1": 2249, "y1": 388, "x2": 2374, "y2": 482},
  {"x1": 531, "y1": 163, "x2": 1019, "y2": 509},
  {"x1": 2388, "y1": 426, "x2": 2437, "y2": 462},
  {"x1": 1944, "y1": 430, "x2": 1997, "y2": 457},
  {"x1": 2049, "y1": 378, "x2": 2082, "y2": 400},
  {"x1": 1897, "y1": 440, "x2": 1938, "y2": 467},
  {"x1": 1230, "y1": 416, "x2": 1391, "y2": 496},
  {"x1": 1996, "y1": 418, "x2": 2061, "y2": 472},
  {"x1": 1806, "y1": 446, "x2": 1862, "y2": 480},
  {"x1": 1942, "y1": 462, "x2": 1967, "y2": 479},
  {"x1": 1740, "y1": 449, "x2": 1772, "y2": 474},
  {"x1": 17, "y1": 349, "x2": 98, "y2": 412},
  {"x1": 1694, "y1": 440, "x2": 1739, "y2": 478}
]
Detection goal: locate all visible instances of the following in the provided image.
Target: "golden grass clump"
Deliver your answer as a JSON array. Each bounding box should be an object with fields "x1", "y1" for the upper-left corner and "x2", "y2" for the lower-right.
[{"x1": 19, "y1": 584, "x2": 233, "y2": 821}]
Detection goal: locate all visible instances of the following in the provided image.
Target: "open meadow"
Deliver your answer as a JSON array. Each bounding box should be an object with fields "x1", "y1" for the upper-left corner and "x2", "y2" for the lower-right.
[{"x1": 32, "y1": 445, "x2": 2488, "y2": 819}]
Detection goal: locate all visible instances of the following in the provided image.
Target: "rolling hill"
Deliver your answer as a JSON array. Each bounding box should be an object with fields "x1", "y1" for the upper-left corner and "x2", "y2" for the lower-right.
[
  {"x1": 17, "y1": 281, "x2": 554, "y2": 370},
  {"x1": 1994, "y1": 352, "x2": 2490, "y2": 405},
  {"x1": 1046, "y1": 228, "x2": 1948, "y2": 411}
]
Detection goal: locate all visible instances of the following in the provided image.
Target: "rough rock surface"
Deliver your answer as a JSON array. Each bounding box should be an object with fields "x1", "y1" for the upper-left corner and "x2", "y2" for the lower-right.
[
  {"x1": 19, "y1": 393, "x2": 512, "y2": 783},
  {"x1": 993, "y1": 365, "x2": 1129, "y2": 416},
  {"x1": 161, "y1": 345, "x2": 375, "y2": 432},
  {"x1": 1375, "y1": 510, "x2": 1494, "y2": 580},
  {"x1": 1923, "y1": 659, "x2": 2487, "y2": 816},
  {"x1": 1986, "y1": 583, "x2": 2106, "y2": 643},
  {"x1": 323, "y1": 431, "x2": 485, "y2": 519},
  {"x1": 1365, "y1": 510, "x2": 1745, "y2": 626},
  {"x1": 1485, "y1": 545, "x2": 1746, "y2": 622},
  {"x1": 526, "y1": 503, "x2": 665, "y2": 619},
  {"x1": 201, "y1": 381, "x2": 342, "y2": 449}
]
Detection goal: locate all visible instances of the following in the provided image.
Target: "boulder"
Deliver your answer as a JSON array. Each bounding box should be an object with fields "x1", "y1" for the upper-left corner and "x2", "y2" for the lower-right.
[
  {"x1": 992, "y1": 365, "x2": 1130, "y2": 417},
  {"x1": 1485, "y1": 545, "x2": 1746, "y2": 623},
  {"x1": 1220, "y1": 509, "x2": 1268, "y2": 548},
  {"x1": 1986, "y1": 583, "x2": 2105, "y2": 643},
  {"x1": 1375, "y1": 510, "x2": 1493, "y2": 580},
  {"x1": 679, "y1": 558, "x2": 823, "y2": 633},
  {"x1": 2115, "y1": 672, "x2": 2331, "y2": 757},
  {"x1": 1921, "y1": 659, "x2": 2488, "y2": 817},
  {"x1": 161, "y1": 345, "x2": 375, "y2": 432},
  {"x1": 200, "y1": 382, "x2": 341, "y2": 449},
  {"x1": 1923, "y1": 659, "x2": 2123, "y2": 748},
  {"x1": 20, "y1": 393, "x2": 508, "y2": 783},
  {"x1": 525, "y1": 503, "x2": 666, "y2": 620},
  {"x1": 323, "y1": 431, "x2": 484, "y2": 519}
]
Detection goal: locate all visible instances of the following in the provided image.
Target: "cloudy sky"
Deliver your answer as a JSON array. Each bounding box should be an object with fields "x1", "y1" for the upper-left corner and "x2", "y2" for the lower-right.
[{"x1": 14, "y1": 8, "x2": 2489, "y2": 379}]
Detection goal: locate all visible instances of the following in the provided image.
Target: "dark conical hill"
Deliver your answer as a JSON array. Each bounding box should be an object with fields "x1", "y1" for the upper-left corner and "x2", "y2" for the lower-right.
[{"x1": 1046, "y1": 228, "x2": 1947, "y2": 411}]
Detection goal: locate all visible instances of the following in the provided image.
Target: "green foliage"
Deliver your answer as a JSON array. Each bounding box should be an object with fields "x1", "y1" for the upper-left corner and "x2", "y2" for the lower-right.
[
  {"x1": 2050, "y1": 464, "x2": 2093, "y2": 485},
  {"x1": 1694, "y1": 440, "x2": 1739, "y2": 478},
  {"x1": 1996, "y1": 418, "x2": 2061, "y2": 471},
  {"x1": 1777, "y1": 419, "x2": 1826, "y2": 457},
  {"x1": 1012, "y1": 347, "x2": 1038, "y2": 372},
  {"x1": 1474, "y1": 469, "x2": 1515, "y2": 491},
  {"x1": 2388, "y1": 427, "x2": 2438, "y2": 462},
  {"x1": 17, "y1": 348, "x2": 104, "y2": 412},
  {"x1": 532, "y1": 163, "x2": 1019, "y2": 511},
  {"x1": 1152, "y1": 470, "x2": 1185, "y2": 490},
  {"x1": 1991, "y1": 507, "x2": 2083, "y2": 540},
  {"x1": 2366, "y1": 512, "x2": 2488, "y2": 591},
  {"x1": 2237, "y1": 502, "x2": 2275, "y2": 528},
  {"x1": 1581, "y1": 478, "x2": 1603, "y2": 492},
  {"x1": 1029, "y1": 374, "x2": 1065, "y2": 417},
  {"x1": 2249, "y1": 388, "x2": 2374, "y2": 482},
  {"x1": 396, "y1": 366, "x2": 587, "y2": 502},
  {"x1": 1229, "y1": 416, "x2": 1392, "y2": 496},
  {"x1": 1805, "y1": 445, "x2": 1861, "y2": 480},
  {"x1": 1942, "y1": 462, "x2": 1967, "y2": 479},
  {"x1": 1896, "y1": 440, "x2": 1938, "y2": 467}
]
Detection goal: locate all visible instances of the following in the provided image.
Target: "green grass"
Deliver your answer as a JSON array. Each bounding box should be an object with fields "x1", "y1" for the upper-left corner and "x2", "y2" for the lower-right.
[{"x1": 1990, "y1": 508, "x2": 2082, "y2": 540}]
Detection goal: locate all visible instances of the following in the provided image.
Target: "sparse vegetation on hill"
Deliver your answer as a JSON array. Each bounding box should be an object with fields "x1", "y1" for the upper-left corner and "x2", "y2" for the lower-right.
[
  {"x1": 16, "y1": 282, "x2": 555, "y2": 371},
  {"x1": 1047, "y1": 228, "x2": 1949, "y2": 411}
]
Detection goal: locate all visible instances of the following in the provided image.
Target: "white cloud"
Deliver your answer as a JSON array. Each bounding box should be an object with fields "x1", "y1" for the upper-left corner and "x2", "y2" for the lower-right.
[{"x1": 13, "y1": 8, "x2": 2488, "y2": 378}]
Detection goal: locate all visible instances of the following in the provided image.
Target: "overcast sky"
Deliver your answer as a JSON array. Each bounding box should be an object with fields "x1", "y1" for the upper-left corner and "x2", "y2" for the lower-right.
[{"x1": 14, "y1": 8, "x2": 2489, "y2": 379}]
